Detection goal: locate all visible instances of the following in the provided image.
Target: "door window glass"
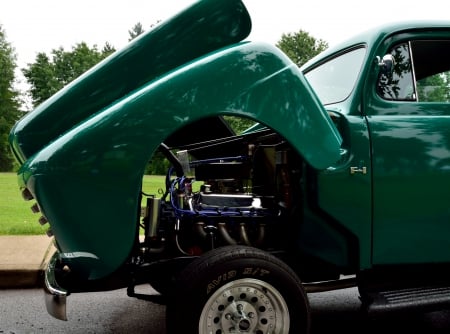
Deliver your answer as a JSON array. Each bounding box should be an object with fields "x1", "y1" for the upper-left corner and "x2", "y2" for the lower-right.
[
  {"x1": 412, "y1": 40, "x2": 450, "y2": 102},
  {"x1": 377, "y1": 43, "x2": 415, "y2": 101},
  {"x1": 305, "y1": 47, "x2": 366, "y2": 105},
  {"x1": 377, "y1": 40, "x2": 450, "y2": 103}
]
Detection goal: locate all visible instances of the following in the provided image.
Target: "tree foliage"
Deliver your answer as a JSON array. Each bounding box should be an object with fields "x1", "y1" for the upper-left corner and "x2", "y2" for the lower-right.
[
  {"x1": 23, "y1": 42, "x2": 116, "y2": 107},
  {"x1": 145, "y1": 151, "x2": 171, "y2": 175},
  {"x1": 276, "y1": 30, "x2": 328, "y2": 67},
  {"x1": 417, "y1": 73, "x2": 450, "y2": 102},
  {"x1": 223, "y1": 116, "x2": 255, "y2": 134},
  {"x1": 0, "y1": 25, "x2": 21, "y2": 171},
  {"x1": 128, "y1": 22, "x2": 145, "y2": 41}
]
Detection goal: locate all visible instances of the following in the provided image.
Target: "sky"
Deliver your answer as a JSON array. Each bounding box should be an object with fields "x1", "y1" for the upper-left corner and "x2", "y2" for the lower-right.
[{"x1": 1, "y1": 0, "x2": 450, "y2": 88}]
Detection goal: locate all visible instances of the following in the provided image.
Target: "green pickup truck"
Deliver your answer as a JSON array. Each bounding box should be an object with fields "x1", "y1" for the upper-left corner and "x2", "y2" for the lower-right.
[{"x1": 9, "y1": 0, "x2": 450, "y2": 332}]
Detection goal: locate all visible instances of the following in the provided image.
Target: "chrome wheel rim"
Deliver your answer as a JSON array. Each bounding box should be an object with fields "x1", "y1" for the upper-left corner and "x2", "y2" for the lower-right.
[{"x1": 199, "y1": 278, "x2": 290, "y2": 333}]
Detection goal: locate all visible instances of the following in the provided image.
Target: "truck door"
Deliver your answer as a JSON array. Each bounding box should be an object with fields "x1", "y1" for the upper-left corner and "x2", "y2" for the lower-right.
[{"x1": 366, "y1": 36, "x2": 450, "y2": 264}]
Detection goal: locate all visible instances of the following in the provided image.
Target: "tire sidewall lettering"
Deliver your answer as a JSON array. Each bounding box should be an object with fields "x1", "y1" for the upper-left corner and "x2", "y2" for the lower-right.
[{"x1": 206, "y1": 267, "x2": 271, "y2": 295}]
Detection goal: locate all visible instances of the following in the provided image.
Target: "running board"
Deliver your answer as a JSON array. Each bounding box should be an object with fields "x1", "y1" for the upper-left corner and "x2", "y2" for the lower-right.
[{"x1": 366, "y1": 285, "x2": 450, "y2": 314}]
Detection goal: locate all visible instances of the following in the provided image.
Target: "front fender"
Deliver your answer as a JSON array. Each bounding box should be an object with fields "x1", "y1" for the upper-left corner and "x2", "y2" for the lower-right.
[{"x1": 19, "y1": 41, "x2": 342, "y2": 280}]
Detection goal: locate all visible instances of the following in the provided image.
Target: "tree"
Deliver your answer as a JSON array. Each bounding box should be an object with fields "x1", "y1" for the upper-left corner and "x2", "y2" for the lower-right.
[
  {"x1": 23, "y1": 42, "x2": 116, "y2": 107},
  {"x1": 417, "y1": 73, "x2": 450, "y2": 102},
  {"x1": 128, "y1": 22, "x2": 145, "y2": 41},
  {"x1": 276, "y1": 30, "x2": 328, "y2": 67},
  {"x1": 0, "y1": 25, "x2": 21, "y2": 171},
  {"x1": 145, "y1": 151, "x2": 171, "y2": 175},
  {"x1": 22, "y1": 52, "x2": 59, "y2": 106},
  {"x1": 102, "y1": 42, "x2": 115, "y2": 55},
  {"x1": 223, "y1": 116, "x2": 255, "y2": 134}
]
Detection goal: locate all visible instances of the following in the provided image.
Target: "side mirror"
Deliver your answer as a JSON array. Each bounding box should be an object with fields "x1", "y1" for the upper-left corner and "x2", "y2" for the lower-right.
[{"x1": 377, "y1": 54, "x2": 395, "y2": 75}]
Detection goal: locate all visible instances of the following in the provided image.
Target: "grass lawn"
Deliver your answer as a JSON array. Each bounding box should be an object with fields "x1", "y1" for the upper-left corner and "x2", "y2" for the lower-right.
[{"x1": 0, "y1": 172, "x2": 166, "y2": 235}]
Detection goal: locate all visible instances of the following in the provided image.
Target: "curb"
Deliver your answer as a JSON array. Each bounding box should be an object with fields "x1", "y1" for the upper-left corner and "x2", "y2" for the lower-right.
[
  {"x1": 0, "y1": 237, "x2": 55, "y2": 289},
  {"x1": 0, "y1": 269, "x2": 45, "y2": 289}
]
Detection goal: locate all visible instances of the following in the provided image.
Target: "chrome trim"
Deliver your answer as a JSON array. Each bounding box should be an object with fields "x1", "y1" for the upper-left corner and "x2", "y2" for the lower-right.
[
  {"x1": 304, "y1": 275, "x2": 357, "y2": 293},
  {"x1": 350, "y1": 166, "x2": 367, "y2": 175},
  {"x1": 44, "y1": 252, "x2": 69, "y2": 321}
]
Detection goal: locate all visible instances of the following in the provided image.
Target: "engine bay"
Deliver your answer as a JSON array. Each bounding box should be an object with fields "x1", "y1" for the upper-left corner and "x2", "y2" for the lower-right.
[{"x1": 140, "y1": 125, "x2": 304, "y2": 258}]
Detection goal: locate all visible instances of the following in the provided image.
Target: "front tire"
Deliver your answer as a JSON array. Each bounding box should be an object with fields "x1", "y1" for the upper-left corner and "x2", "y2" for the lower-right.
[{"x1": 166, "y1": 245, "x2": 311, "y2": 333}]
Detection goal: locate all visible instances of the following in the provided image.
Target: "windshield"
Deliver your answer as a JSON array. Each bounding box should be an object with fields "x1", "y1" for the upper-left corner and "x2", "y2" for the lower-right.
[{"x1": 304, "y1": 47, "x2": 366, "y2": 105}]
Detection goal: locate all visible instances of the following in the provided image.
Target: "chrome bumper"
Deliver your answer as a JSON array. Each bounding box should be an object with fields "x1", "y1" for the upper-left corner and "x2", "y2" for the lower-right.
[{"x1": 44, "y1": 252, "x2": 69, "y2": 321}]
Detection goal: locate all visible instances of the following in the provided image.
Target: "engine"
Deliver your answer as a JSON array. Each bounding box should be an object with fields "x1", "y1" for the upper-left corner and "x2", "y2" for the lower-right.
[{"x1": 140, "y1": 130, "x2": 302, "y2": 257}]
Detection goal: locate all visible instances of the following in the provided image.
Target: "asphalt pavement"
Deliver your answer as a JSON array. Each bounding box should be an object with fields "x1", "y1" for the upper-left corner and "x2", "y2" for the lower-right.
[{"x1": 0, "y1": 235, "x2": 55, "y2": 288}]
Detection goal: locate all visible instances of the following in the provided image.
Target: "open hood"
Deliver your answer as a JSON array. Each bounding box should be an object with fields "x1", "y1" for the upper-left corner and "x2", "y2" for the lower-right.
[{"x1": 9, "y1": 0, "x2": 251, "y2": 163}]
